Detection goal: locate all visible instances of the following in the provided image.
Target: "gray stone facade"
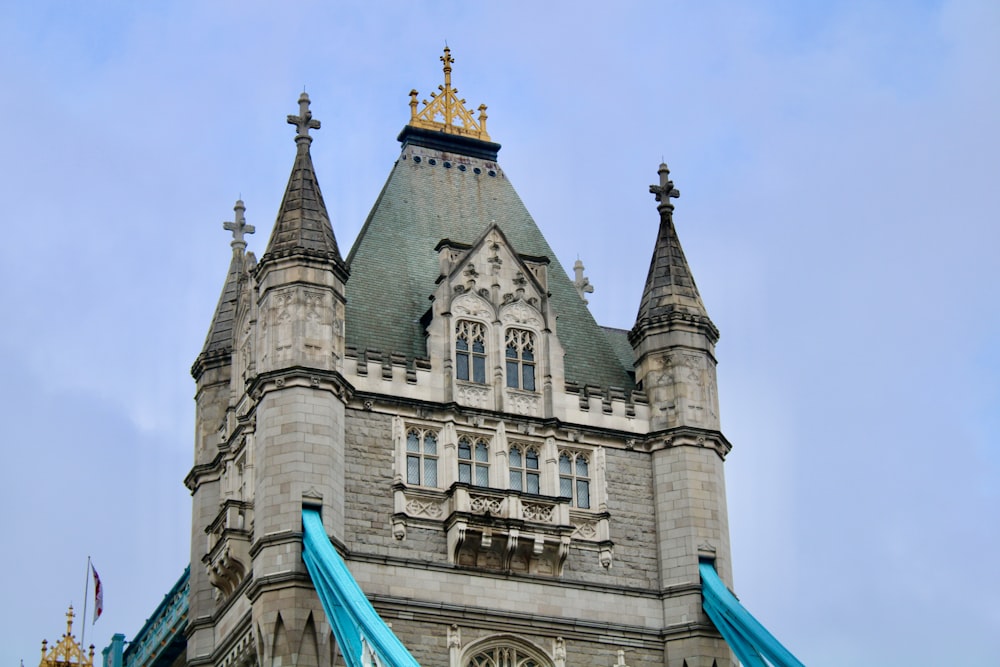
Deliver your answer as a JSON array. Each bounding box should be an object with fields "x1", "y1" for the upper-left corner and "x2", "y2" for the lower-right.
[{"x1": 185, "y1": 73, "x2": 736, "y2": 667}]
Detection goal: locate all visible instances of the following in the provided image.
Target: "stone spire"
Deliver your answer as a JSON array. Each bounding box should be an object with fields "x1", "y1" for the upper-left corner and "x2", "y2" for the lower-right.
[
  {"x1": 631, "y1": 162, "x2": 718, "y2": 344},
  {"x1": 259, "y1": 92, "x2": 344, "y2": 267},
  {"x1": 192, "y1": 199, "x2": 255, "y2": 377}
]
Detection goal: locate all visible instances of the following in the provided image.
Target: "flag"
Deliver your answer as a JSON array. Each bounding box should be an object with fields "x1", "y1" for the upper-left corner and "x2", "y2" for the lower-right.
[{"x1": 92, "y1": 564, "x2": 103, "y2": 623}]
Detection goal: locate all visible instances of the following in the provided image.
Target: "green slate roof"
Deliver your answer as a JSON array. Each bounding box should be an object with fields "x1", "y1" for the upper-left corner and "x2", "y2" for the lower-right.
[{"x1": 344, "y1": 131, "x2": 635, "y2": 392}]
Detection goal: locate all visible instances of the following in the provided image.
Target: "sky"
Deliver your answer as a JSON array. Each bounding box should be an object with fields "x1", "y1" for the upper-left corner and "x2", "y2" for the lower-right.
[{"x1": 1, "y1": 1, "x2": 997, "y2": 665}]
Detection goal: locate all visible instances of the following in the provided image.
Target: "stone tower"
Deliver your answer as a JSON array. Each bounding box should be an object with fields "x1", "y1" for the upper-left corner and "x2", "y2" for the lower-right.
[{"x1": 186, "y1": 49, "x2": 736, "y2": 667}]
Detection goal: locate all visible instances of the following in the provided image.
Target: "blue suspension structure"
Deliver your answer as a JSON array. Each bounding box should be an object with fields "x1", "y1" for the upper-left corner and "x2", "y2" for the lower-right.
[
  {"x1": 699, "y1": 561, "x2": 806, "y2": 667},
  {"x1": 303, "y1": 508, "x2": 802, "y2": 667},
  {"x1": 302, "y1": 508, "x2": 421, "y2": 667}
]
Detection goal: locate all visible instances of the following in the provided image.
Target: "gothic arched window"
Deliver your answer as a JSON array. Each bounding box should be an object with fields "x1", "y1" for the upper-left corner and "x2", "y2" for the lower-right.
[
  {"x1": 504, "y1": 329, "x2": 536, "y2": 391},
  {"x1": 558, "y1": 450, "x2": 591, "y2": 509},
  {"x1": 466, "y1": 644, "x2": 542, "y2": 667},
  {"x1": 458, "y1": 435, "x2": 490, "y2": 486},
  {"x1": 405, "y1": 428, "x2": 438, "y2": 487},
  {"x1": 509, "y1": 445, "x2": 540, "y2": 494},
  {"x1": 456, "y1": 320, "x2": 487, "y2": 383}
]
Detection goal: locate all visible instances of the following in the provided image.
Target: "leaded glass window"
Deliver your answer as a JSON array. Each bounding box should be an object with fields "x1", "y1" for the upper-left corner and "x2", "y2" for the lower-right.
[
  {"x1": 405, "y1": 428, "x2": 438, "y2": 487},
  {"x1": 504, "y1": 329, "x2": 536, "y2": 391},
  {"x1": 458, "y1": 435, "x2": 490, "y2": 486},
  {"x1": 509, "y1": 445, "x2": 540, "y2": 494},
  {"x1": 456, "y1": 320, "x2": 487, "y2": 383},
  {"x1": 558, "y1": 450, "x2": 591, "y2": 508}
]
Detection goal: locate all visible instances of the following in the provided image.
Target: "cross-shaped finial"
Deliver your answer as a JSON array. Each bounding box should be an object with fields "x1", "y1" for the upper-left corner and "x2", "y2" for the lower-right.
[
  {"x1": 287, "y1": 92, "x2": 321, "y2": 143},
  {"x1": 65, "y1": 606, "x2": 75, "y2": 635},
  {"x1": 223, "y1": 199, "x2": 255, "y2": 248},
  {"x1": 441, "y1": 46, "x2": 454, "y2": 87},
  {"x1": 649, "y1": 162, "x2": 680, "y2": 212}
]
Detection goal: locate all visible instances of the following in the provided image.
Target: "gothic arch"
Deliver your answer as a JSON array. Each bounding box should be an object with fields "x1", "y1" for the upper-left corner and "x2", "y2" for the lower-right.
[
  {"x1": 452, "y1": 291, "x2": 495, "y2": 322},
  {"x1": 460, "y1": 634, "x2": 554, "y2": 667}
]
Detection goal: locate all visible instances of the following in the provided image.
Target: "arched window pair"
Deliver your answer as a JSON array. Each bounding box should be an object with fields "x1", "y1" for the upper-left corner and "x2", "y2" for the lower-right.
[
  {"x1": 455, "y1": 320, "x2": 536, "y2": 391},
  {"x1": 406, "y1": 429, "x2": 438, "y2": 487},
  {"x1": 558, "y1": 451, "x2": 590, "y2": 509},
  {"x1": 403, "y1": 427, "x2": 592, "y2": 511},
  {"x1": 458, "y1": 435, "x2": 490, "y2": 486}
]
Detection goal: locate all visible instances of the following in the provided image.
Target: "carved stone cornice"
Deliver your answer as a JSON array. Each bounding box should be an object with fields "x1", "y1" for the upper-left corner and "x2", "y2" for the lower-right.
[
  {"x1": 245, "y1": 571, "x2": 314, "y2": 603},
  {"x1": 629, "y1": 309, "x2": 720, "y2": 347},
  {"x1": 185, "y1": 452, "x2": 226, "y2": 491},
  {"x1": 246, "y1": 366, "x2": 354, "y2": 403},
  {"x1": 191, "y1": 347, "x2": 233, "y2": 381},
  {"x1": 644, "y1": 426, "x2": 732, "y2": 459}
]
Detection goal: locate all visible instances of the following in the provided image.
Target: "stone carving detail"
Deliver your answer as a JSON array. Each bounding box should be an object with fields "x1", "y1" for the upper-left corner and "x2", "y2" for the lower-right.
[
  {"x1": 303, "y1": 291, "x2": 329, "y2": 355},
  {"x1": 522, "y1": 503, "x2": 554, "y2": 522},
  {"x1": 648, "y1": 351, "x2": 719, "y2": 428},
  {"x1": 405, "y1": 498, "x2": 444, "y2": 518},
  {"x1": 273, "y1": 289, "x2": 295, "y2": 358},
  {"x1": 506, "y1": 390, "x2": 540, "y2": 416},
  {"x1": 573, "y1": 521, "x2": 598, "y2": 539},
  {"x1": 470, "y1": 495, "x2": 504, "y2": 515},
  {"x1": 452, "y1": 292, "x2": 493, "y2": 319},
  {"x1": 457, "y1": 383, "x2": 491, "y2": 408},
  {"x1": 500, "y1": 301, "x2": 543, "y2": 329}
]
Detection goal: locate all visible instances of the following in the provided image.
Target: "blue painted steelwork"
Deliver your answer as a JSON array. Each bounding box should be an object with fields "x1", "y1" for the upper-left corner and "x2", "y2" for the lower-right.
[
  {"x1": 302, "y1": 509, "x2": 422, "y2": 667},
  {"x1": 699, "y1": 562, "x2": 805, "y2": 667},
  {"x1": 103, "y1": 566, "x2": 189, "y2": 667}
]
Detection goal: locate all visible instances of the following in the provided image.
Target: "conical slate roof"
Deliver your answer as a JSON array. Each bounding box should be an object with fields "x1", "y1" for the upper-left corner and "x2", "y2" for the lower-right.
[
  {"x1": 632, "y1": 164, "x2": 717, "y2": 342},
  {"x1": 194, "y1": 250, "x2": 241, "y2": 373},
  {"x1": 193, "y1": 200, "x2": 255, "y2": 377},
  {"x1": 260, "y1": 93, "x2": 343, "y2": 265},
  {"x1": 344, "y1": 132, "x2": 635, "y2": 392}
]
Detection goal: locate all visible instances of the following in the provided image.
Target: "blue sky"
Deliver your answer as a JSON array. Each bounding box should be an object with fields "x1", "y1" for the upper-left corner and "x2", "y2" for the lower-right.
[{"x1": 1, "y1": 2, "x2": 998, "y2": 665}]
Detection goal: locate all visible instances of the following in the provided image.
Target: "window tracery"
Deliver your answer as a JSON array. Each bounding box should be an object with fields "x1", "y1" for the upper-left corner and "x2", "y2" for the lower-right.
[
  {"x1": 406, "y1": 428, "x2": 439, "y2": 487},
  {"x1": 458, "y1": 435, "x2": 490, "y2": 486},
  {"x1": 504, "y1": 329, "x2": 536, "y2": 391},
  {"x1": 558, "y1": 450, "x2": 591, "y2": 509},
  {"x1": 467, "y1": 647, "x2": 539, "y2": 667},
  {"x1": 508, "y1": 444, "x2": 540, "y2": 494},
  {"x1": 456, "y1": 320, "x2": 487, "y2": 384}
]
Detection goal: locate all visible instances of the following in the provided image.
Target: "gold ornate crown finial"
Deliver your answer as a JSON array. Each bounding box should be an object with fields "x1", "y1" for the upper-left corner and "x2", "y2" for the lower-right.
[
  {"x1": 409, "y1": 46, "x2": 490, "y2": 141},
  {"x1": 39, "y1": 606, "x2": 94, "y2": 667}
]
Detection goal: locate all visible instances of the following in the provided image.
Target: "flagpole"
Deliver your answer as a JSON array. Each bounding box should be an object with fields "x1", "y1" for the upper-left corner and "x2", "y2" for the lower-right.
[{"x1": 81, "y1": 556, "x2": 91, "y2": 650}]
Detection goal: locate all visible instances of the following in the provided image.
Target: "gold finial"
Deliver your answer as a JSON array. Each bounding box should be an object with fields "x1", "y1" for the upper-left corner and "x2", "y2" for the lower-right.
[
  {"x1": 408, "y1": 47, "x2": 491, "y2": 141},
  {"x1": 39, "y1": 606, "x2": 94, "y2": 667}
]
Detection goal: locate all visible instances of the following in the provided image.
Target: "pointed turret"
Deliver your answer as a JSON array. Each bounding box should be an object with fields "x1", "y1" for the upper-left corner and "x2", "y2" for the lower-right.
[
  {"x1": 258, "y1": 92, "x2": 345, "y2": 269},
  {"x1": 631, "y1": 164, "x2": 734, "y2": 664},
  {"x1": 631, "y1": 163, "x2": 717, "y2": 342},
  {"x1": 248, "y1": 92, "x2": 350, "y2": 613},
  {"x1": 192, "y1": 199, "x2": 255, "y2": 379},
  {"x1": 630, "y1": 162, "x2": 721, "y2": 432}
]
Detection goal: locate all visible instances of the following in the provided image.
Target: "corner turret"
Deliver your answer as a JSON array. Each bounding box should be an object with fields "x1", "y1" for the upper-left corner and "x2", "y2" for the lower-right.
[{"x1": 629, "y1": 162, "x2": 720, "y2": 432}]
